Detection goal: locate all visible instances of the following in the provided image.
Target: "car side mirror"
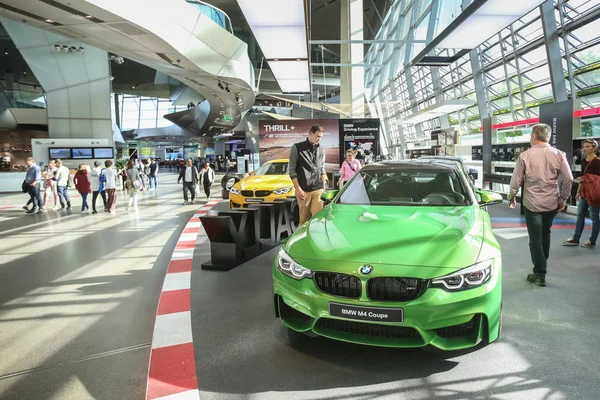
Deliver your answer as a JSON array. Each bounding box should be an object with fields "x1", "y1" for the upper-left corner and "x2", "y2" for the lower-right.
[
  {"x1": 320, "y1": 189, "x2": 340, "y2": 204},
  {"x1": 477, "y1": 190, "x2": 503, "y2": 207},
  {"x1": 468, "y1": 168, "x2": 479, "y2": 181}
]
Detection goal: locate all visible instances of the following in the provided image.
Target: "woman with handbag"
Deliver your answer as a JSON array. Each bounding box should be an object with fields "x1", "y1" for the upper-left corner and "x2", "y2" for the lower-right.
[
  {"x1": 338, "y1": 149, "x2": 361, "y2": 188},
  {"x1": 125, "y1": 160, "x2": 141, "y2": 211},
  {"x1": 563, "y1": 139, "x2": 600, "y2": 248},
  {"x1": 73, "y1": 164, "x2": 92, "y2": 213},
  {"x1": 43, "y1": 160, "x2": 59, "y2": 210}
]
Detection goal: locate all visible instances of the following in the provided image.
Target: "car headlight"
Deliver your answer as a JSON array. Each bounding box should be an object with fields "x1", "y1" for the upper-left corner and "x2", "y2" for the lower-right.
[
  {"x1": 230, "y1": 187, "x2": 240, "y2": 195},
  {"x1": 273, "y1": 186, "x2": 292, "y2": 195},
  {"x1": 276, "y1": 248, "x2": 312, "y2": 280},
  {"x1": 431, "y1": 260, "x2": 493, "y2": 292}
]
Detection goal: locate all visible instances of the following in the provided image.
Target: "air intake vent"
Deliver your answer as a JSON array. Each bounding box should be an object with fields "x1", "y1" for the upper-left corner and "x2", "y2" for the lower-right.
[
  {"x1": 0, "y1": 3, "x2": 62, "y2": 26},
  {"x1": 38, "y1": 0, "x2": 104, "y2": 23},
  {"x1": 106, "y1": 22, "x2": 147, "y2": 36}
]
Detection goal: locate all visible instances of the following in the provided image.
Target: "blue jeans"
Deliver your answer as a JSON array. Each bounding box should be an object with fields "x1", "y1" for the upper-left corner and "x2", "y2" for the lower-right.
[
  {"x1": 149, "y1": 175, "x2": 157, "y2": 188},
  {"x1": 573, "y1": 198, "x2": 600, "y2": 244},
  {"x1": 524, "y1": 207, "x2": 558, "y2": 277},
  {"x1": 57, "y1": 186, "x2": 71, "y2": 208},
  {"x1": 81, "y1": 192, "x2": 89, "y2": 211}
]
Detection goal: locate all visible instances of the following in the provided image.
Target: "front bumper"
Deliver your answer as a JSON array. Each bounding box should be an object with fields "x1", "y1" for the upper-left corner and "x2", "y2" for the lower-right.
[
  {"x1": 229, "y1": 192, "x2": 291, "y2": 208},
  {"x1": 272, "y1": 260, "x2": 502, "y2": 350}
]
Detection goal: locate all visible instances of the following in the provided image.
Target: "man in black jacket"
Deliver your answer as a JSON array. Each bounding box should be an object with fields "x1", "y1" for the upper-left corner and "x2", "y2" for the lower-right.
[
  {"x1": 288, "y1": 125, "x2": 326, "y2": 225},
  {"x1": 148, "y1": 158, "x2": 159, "y2": 190},
  {"x1": 177, "y1": 159, "x2": 199, "y2": 204}
]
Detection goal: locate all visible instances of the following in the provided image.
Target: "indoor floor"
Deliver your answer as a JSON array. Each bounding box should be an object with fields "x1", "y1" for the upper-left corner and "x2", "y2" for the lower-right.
[{"x1": 1, "y1": 181, "x2": 599, "y2": 400}]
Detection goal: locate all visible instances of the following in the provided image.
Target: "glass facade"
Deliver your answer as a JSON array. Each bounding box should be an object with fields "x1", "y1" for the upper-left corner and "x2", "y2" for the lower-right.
[
  {"x1": 365, "y1": 0, "x2": 600, "y2": 158},
  {"x1": 113, "y1": 94, "x2": 189, "y2": 130}
]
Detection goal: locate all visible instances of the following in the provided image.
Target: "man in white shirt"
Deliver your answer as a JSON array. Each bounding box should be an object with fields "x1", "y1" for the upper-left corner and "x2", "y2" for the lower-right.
[
  {"x1": 90, "y1": 161, "x2": 107, "y2": 213},
  {"x1": 55, "y1": 159, "x2": 71, "y2": 210},
  {"x1": 177, "y1": 158, "x2": 199, "y2": 204}
]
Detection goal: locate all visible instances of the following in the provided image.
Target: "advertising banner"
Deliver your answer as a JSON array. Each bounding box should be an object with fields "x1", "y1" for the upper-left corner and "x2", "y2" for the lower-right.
[
  {"x1": 258, "y1": 118, "x2": 380, "y2": 170},
  {"x1": 183, "y1": 145, "x2": 199, "y2": 161},
  {"x1": 540, "y1": 99, "x2": 578, "y2": 158},
  {"x1": 258, "y1": 119, "x2": 340, "y2": 170},
  {"x1": 338, "y1": 119, "x2": 380, "y2": 164}
]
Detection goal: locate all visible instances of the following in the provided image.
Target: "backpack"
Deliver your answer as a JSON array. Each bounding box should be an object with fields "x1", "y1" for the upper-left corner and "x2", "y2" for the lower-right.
[
  {"x1": 67, "y1": 174, "x2": 74, "y2": 189},
  {"x1": 99, "y1": 169, "x2": 107, "y2": 183}
]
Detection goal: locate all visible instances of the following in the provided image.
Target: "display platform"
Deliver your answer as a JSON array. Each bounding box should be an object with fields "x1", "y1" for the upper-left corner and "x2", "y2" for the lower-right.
[{"x1": 191, "y1": 204, "x2": 600, "y2": 399}]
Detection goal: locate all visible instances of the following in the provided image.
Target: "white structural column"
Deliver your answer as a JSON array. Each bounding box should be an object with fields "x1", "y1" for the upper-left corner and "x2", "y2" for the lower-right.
[
  {"x1": 340, "y1": 0, "x2": 365, "y2": 118},
  {"x1": 1, "y1": 18, "x2": 113, "y2": 144}
]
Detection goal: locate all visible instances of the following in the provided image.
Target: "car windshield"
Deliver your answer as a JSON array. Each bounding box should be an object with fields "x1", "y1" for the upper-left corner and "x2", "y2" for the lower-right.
[
  {"x1": 337, "y1": 167, "x2": 471, "y2": 206},
  {"x1": 255, "y1": 162, "x2": 288, "y2": 175}
]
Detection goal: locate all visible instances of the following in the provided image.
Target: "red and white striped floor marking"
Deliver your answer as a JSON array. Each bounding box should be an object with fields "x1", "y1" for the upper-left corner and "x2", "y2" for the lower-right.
[{"x1": 146, "y1": 200, "x2": 220, "y2": 400}]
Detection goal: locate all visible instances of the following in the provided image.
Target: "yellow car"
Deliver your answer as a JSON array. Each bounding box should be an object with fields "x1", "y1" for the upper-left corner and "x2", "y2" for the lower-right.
[{"x1": 229, "y1": 159, "x2": 294, "y2": 208}]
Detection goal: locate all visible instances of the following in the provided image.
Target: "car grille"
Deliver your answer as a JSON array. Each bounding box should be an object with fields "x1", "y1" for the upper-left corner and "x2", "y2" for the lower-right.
[
  {"x1": 313, "y1": 272, "x2": 361, "y2": 298},
  {"x1": 435, "y1": 316, "x2": 478, "y2": 338},
  {"x1": 255, "y1": 190, "x2": 271, "y2": 197},
  {"x1": 367, "y1": 277, "x2": 429, "y2": 301},
  {"x1": 316, "y1": 318, "x2": 420, "y2": 339},
  {"x1": 241, "y1": 190, "x2": 254, "y2": 197}
]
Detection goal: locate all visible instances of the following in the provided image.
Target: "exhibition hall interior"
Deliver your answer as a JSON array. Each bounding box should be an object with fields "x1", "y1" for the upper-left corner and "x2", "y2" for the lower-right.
[{"x1": 1, "y1": 0, "x2": 599, "y2": 399}]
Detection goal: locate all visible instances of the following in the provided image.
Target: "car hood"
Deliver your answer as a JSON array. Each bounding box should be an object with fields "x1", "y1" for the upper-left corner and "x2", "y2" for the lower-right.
[
  {"x1": 235, "y1": 175, "x2": 292, "y2": 190},
  {"x1": 285, "y1": 205, "x2": 486, "y2": 271}
]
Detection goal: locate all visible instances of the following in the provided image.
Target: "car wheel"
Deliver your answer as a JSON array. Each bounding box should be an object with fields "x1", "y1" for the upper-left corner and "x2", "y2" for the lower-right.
[{"x1": 221, "y1": 174, "x2": 239, "y2": 191}]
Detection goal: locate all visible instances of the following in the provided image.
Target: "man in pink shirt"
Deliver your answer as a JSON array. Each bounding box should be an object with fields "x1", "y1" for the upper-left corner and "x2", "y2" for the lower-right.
[
  {"x1": 508, "y1": 123, "x2": 573, "y2": 287},
  {"x1": 338, "y1": 150, "x2": 362, "y2": 188}
]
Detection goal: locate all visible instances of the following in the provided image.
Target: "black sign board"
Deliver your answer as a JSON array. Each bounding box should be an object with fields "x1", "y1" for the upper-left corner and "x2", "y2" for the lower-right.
[
  {"x1": 539, "y1": 100, "x2": 575, "y2": 157},
  {"x1": 338, "y1": 119, "x2": 380, "y2": 164}
]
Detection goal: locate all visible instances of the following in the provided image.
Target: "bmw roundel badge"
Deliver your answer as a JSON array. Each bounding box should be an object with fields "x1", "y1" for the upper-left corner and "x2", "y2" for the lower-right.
[{"x1": 359, "y1": 265, "x2": 373, "y2": 275}]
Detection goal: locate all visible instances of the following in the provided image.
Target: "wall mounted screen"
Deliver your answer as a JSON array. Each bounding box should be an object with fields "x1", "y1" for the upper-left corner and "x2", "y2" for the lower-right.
[
  {"x1": 48, "y1": 148, "x2": 71, "y2": 159},
  {"x1": 93, "y1": 147, "x2": 114, "y2": 158},
  {"x1": 71, "y1": 148, "x2": 93, "y2": 159}
]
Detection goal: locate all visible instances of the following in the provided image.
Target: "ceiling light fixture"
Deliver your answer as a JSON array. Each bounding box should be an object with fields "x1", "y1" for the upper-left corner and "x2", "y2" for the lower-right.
[
  {"x1": 45, "y1": 19, "x2": 54, "y2": 23},
  {"x1": 237, "y1": 0, "x2": 310, "y2": 93}
]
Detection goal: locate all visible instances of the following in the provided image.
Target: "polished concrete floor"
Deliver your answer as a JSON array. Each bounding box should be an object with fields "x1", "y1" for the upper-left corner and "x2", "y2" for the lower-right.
[
  {"x1": 191, "y1": 203, "x2": 600, "y2": 400},
  {"x1": 0, "y1": 172, "x2": 217, "y2": 400}
]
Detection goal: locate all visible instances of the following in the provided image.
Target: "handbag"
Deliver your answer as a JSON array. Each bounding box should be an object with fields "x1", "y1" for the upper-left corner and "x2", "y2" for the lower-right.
[
  {"x1": 22, "y1": 180, "x2": 29, "y2": 193},
  {"x1": 133, "y1": 180, "x2": 142, "y2": 190},
  {"x1": 580, "y1": 157, "x2": 600, "y2": 205}
]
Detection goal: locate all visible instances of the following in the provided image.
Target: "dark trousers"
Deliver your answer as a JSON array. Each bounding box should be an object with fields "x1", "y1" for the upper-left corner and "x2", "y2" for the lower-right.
[
  {"x1": 203, "y1": 181, "x2": 211, "y2": 199},
  {"x1": 182, "y1": 182, "x2": 195, "y2": 201},
  {"x1": 57, "y1": 186, "x2": 71, "y2": 208},
  {"x1": 92, "y1": 190, "x2": 107, "y2": 212},
  {"x1": 28, "y1": 183, "x2": 42, "y2": 209},
  {"x1": 524, "y1": 207, "x2": 558, "y2": 277}
]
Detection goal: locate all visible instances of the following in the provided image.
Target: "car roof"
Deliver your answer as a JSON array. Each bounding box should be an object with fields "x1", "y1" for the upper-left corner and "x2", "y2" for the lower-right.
[
  {"x1": 365, "y1": 160, "x2": 460, "y2": 172},
  {"x1": 267, "y1": 159, "x2": 289, "y2": 163}
]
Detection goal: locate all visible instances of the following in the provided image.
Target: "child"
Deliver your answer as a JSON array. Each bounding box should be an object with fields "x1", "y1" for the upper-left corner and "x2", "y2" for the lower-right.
[{"x1": 73, "y1": 164, "x2": 92, "y2": 213}]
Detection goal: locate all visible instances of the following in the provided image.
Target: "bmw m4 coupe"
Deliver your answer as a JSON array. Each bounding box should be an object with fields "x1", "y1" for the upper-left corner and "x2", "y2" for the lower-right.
[{"x1": 272, "y1": 160, "x2": 503, "y2": 350}]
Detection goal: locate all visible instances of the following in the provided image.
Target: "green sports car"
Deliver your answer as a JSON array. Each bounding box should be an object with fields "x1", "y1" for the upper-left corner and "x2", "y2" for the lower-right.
[{"x1": 272, "y1": 160, "x2": 503, "y2": 350}]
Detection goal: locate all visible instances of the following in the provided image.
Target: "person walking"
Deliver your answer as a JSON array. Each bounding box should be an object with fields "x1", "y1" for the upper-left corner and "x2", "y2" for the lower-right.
[
  {"x1": 73, "y1": 164, "x2": 92, "y2": 213},
  {"x1": 55, "y1": 159, "x2": 72, "y2": 210},
  {"x1": 43, "y1": 159, "x2": 59, "y2": 210},
  {"x1": 103, "y1": 160, "x2": 118, "y2": 213},
  {"x1": 507, "y1": 123, "x2": 573, "y2": 287},
  {"x1": 90, "y1": 161, "x2": 107, "y2": 214},
  {"x1": 199, "y1": 161, "x2": 215, "y2": 201},
  {"x1": 24, "y1": 157, "x2": 43, "y2": 214},
  {"x1": 148, "y1": 158, "x2": 158, "y2": 190},
  {"x1": 125, "y1": 160, "x2": 141, "y2": 211},
  {"x1": 177, "y1": 158, "x2": 199, "y2": 204},
  {"x1": 288, "y1": 125, "x2": 327, "y2": 226},
  {"x1": 563, "y1": 139, "x2": 600, "y2": 248},
  {"x1": 338, "y1": 149, "x2": 361, "y2": 188}
]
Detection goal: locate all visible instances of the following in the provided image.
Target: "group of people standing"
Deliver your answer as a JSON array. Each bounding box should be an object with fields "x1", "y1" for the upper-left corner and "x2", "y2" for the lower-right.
[{"x1": 24, "y1": 158, "x2": 74, "y2": 214}]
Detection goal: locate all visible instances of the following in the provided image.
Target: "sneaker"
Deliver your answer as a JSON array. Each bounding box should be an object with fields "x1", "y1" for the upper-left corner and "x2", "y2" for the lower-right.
[
  {"x1": 581, "y1": 240, "x2": 596, "y2": 248},
  {"x1": 26, "y1": 208, "x2": 37, "y2": 214},
  {"x1": 92, "y1": 210, "x2": 98, "y2": 214},
  {"x1": 52, "y1": 207, "x2": 59, "y2": 211},
  {"x1": 562, "y1": 238, "x2": 579, "y2": 246},
  {"x1": 66, "y1": 206, "x2": 71, "y2": 210},
  {"x1": 526, "y1": 274, "x2": 546, "y2": 287},
  {"x1": 22, "y1": 205, "x2": 29, "y2": 211},
  {"x1": 37, "y1": 209, "x2": 44, "y2": 214},
  {"x1": 190, "y1": 199, "x2": 195, "y2": 204},
  {"x1": 183, "y1": 201, "x2": 189, "y2": 205}
]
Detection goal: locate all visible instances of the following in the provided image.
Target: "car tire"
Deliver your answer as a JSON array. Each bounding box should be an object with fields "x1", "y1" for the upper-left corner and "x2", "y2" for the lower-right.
[{"x1": 221, "y1": 174, "x2": 239, "y2": 191}]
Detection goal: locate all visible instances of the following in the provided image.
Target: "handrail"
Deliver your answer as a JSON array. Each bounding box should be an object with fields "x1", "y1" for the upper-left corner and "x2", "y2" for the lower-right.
[
  {"x1": 185, "y1": 0, "x2": 233, "y2": 33},
  {"x1": 0, "y1": 90, "x2": 46, "y2": 109}
]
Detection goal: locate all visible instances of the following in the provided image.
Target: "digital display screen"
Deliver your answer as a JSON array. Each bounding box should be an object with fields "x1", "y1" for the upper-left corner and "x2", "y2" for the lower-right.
[
  {"x1": 49, "y1": 148, "x2": 71, "y2": 159},
  {"x1": 93, "y1": 147, "x2": 114, "y2": 158},
  {"x1": 72, "y1": 148, "x2": 93, "y2": 159}
]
